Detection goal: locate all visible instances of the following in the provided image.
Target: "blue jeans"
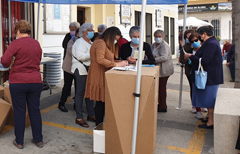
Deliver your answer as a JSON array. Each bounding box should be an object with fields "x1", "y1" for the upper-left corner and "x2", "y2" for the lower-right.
[{"x1": 10, "y1": 83, "x2": 43, "y2": 145}]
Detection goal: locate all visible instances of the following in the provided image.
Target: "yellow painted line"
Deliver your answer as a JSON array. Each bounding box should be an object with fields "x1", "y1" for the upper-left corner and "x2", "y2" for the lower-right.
[
  {"x1": 0, "y1": 125, "x2": 14, "y2": 134},
  {"x1": 167, "y1": 145, "x2": 201, "y2": 154},
  {"x1": 42, "y1": 121, "x2": 93, "y2": 135},
  {"x1": 167, "y1": 89, "x2": 190, "y2": 94},
  {"x1": 40, "y1": 97, "x2": 73, "y2": 115},
  {"x1": 187, "y1": 120, "x2": 206, "y2": 153}
]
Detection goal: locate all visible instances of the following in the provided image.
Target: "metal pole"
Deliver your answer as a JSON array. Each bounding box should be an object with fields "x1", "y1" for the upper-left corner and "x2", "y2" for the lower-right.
[
  {"x1": 131, "y1": 0, "x2": 146, "y2": 153},
  {"x1": 176, "y1": 4, "x2": 187, "y2": 110},
  {"x1": 37, "y1": 0, "x2": 40, "y2": 41},
  {"x1": 8, "y1": 1, "x2": 12, "y2": 44}
]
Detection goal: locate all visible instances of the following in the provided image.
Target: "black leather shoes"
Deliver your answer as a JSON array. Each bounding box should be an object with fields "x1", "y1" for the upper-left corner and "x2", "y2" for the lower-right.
[
  {"x1": 158, "y1": 109, "x2": 167, "y2": 112},
  {"x1": 198, "y1": 124, "x2": 213, "y2": 129},
  {"x1": 201, "y1": 119, "x2": 208, "y2": 123},
  {"x1": 58, "y1": 105, "x2": 68, "y2": 112}
]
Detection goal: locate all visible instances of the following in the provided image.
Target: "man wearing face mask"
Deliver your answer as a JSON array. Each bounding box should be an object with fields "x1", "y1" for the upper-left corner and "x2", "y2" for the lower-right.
[
  {"x1": 62, "y1": 22, "x2": 80, "y2": 60},
  {"x1": 119, "y1": 26, "x2": 155, "y2": 64},
  {"x1": 151, "y1": 29, "x2": 174, "y2": 112}
]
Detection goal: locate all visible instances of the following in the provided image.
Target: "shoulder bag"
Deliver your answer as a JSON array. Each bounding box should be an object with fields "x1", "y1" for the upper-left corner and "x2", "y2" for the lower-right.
[{"x1": 195, "y1": 58, "x2": 207, "y2": 89}]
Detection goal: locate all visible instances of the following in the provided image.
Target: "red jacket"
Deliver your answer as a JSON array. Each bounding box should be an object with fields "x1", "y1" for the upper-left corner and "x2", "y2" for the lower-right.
[
  {"x1": 222, "y1": 44, "x2": 232, "y2": 54},
  {"x1": 1, "y1": 37, "x2": 42, "y2": 84}
]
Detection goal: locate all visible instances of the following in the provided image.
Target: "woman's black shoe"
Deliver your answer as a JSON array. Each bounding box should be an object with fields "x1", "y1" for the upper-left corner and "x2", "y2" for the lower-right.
[
  {"x1": 158, "y1": 109, "x2": 167, "y2": 112},
  {"x1": 201, "y1": 119, "x2": 208, "y2": 123},
  {"x1": 198, "y1": 124, "x2": 213, "y2": 129},
  {"x1": 58, "y1": 105, "x2": 68, "y2": 112}
]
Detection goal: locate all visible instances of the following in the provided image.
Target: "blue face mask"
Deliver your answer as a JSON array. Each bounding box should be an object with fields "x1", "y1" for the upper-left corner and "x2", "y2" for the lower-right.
[
  {"x1": 99, "y1": 32, "x2": 103, "y2": 35},
  {"x1": 87, "y1": 31, "x2": 94, "y2": 39},
  {"x1": 186, "y1": 39, "x2": 190, "y2": 44},
  {"x1": 132, "y1": 38, "x2": 139, "y2": 45},
  {"x1": 192, "y1": 41, "x2": 201, "y2": 48}
]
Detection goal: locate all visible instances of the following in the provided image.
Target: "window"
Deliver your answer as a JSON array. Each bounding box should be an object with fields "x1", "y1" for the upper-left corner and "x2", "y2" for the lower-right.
[{"x1": 211, "y1": 20, "x2": 220, "y2": 37}]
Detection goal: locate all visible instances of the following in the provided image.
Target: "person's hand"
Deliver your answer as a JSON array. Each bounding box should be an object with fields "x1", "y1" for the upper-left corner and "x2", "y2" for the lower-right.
[
  {"x1": 153, "y1": 54, "x2": 157, "y2": 58},
  {"x1": 116, "y1": 61, "x2": 128, "y2": 67},
  {"x1": 222, "y1": 53, "x2": 224, "y2": 56},
  {"x1": 184, "y1": 53, "x2": 192, "y2": 60},
  {"x1": 226, "y1": 62, "x2": 230, "y2": 67},
  {"x1": 127, "y1": 57, "x2": 137, "y2": 64}
]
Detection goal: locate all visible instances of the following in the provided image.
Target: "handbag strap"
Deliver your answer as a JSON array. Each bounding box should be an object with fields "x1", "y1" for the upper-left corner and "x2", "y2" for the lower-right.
[
  {"x1": 72, "y1": 54, "x2": 88, "y2": 67},
  {"x1": 197, "y1": 58, "x2": 206, "y2": 76}
]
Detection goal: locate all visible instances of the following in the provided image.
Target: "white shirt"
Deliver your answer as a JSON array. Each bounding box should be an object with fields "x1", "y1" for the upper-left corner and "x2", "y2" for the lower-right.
[{"x1": 71, "y1": 37, "x2": 92, "y2": 75}]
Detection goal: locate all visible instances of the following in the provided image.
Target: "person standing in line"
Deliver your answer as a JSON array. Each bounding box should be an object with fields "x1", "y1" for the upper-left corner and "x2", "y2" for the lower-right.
[
  {"x1": 62, "y1": 22, "x2": 80, "y2": 60},
  {"x1": 85, "y1": 27, "x2": 128, "y2": 126},
  {"x1": 58, "y1": 28, "x2": 80, "y2": 112},
  {"x1": 71, "y1": 23, "x2": 95, "y2": 128},
  {"x1": 151, "y1": 30, "x2": 174, "y2": 113},
  {"x1": 97, "y1": 24, "x2": 107, "y2": 35},
  {"x1": 1, "y1": 20, "x2": 43, "y2": 149},
  {"x1": 226, "y1": 44, "x2": 235, "y2": 82},
  {"x1": 185, "y1": 26, "x2": 223, "y2": 129},
  {"x1": 222, "y1": 40, "x2": 232, "y2": 61}
]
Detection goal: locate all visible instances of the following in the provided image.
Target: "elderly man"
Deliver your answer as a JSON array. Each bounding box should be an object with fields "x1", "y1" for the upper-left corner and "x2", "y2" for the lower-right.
[
  {"x1": 119, "y1": 26, "x2": 155, "y2": 64},
  {"x1": 62, "y1": 22, "x2": 80, "y2": 59},
  {"x1": 97, "y1": 24, "x2": 107, "y2": 35}
]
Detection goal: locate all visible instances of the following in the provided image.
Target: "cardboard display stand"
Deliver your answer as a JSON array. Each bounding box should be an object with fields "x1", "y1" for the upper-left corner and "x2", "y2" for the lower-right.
[
  {"x1": 0, "y1": 98, "x2": 12, "y2": 133},
  {"x1": 105, "y1": 66, "x2": 159, "y2": 154},
  {"x1": 0, "y1": 85, "x2": 4, "y2": 99},
  {"x1": 4, "y1": 84, "x2": 31, "y2": 127}
]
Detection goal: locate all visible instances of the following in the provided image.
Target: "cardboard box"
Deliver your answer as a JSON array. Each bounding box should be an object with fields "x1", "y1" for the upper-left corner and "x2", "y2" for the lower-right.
[
  {"x1": 105, "y1": 66, "x2": 159, "y2": 154},
  {"x1": 93, "y1": 122, "x2": 105, "y2": 153},
  {"x1": 0, "y1": 98, "x2": 12, "y2": 133},
  {"x1": 0, "y1": 85, "x2": 4, "y2": 99},
  {"x1": 4, "y1": 84, "x2": 31, "y2": 127}
]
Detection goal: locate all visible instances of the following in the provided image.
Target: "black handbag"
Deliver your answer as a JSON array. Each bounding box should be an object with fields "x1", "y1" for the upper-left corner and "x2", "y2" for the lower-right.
[{"x1": 72, "y1": 55, "x2": 89, "y2": 72}]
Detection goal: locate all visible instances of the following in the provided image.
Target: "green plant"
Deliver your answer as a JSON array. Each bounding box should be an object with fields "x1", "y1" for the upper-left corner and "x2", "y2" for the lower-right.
[{"x1": 216, "y1": 36, "x2": 221, "y2": 42}]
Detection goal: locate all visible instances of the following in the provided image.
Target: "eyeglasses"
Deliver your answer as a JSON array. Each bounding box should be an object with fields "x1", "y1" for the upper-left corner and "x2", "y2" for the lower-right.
[
  {"x1": 87, "y1": 29, "x2": 94, "y2": 32},
  {"x1": 190, "y1": 39, "x2": 198, "y2": 44}
]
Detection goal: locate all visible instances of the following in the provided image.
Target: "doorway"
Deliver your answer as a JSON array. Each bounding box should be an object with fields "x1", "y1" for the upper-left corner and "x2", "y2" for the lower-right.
[
  {"x1": 170, "y1": 17, "x2": 175, "y2": 54},
  {"x1": 77, "y1": 7, "x2": 85, "y2": 25}
]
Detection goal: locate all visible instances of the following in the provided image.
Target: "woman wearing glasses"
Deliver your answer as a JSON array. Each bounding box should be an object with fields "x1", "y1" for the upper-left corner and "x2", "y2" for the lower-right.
[{"x1": 185, "y1": 26, "x2": 223, "y2": 129}]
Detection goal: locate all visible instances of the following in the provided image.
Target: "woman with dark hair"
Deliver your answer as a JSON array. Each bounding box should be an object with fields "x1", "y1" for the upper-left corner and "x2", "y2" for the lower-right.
[
  {"x1": 185, "y1": 26, "x2": 223, "y2": 129},
  {"x1": 85, "y1": 27, "x2": 128, "y2": 126},
  {"x1": 1, "y1": 20, "x2": 43, "y2": 149}
]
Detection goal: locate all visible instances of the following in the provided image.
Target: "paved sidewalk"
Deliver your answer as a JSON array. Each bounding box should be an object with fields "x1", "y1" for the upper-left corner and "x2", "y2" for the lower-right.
[{"x1": 0, "y1": 58, "x2": 234, "y2": 154}]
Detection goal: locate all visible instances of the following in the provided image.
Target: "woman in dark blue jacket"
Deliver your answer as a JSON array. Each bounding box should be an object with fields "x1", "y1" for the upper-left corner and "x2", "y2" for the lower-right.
[{"x1": 185, "y1": 26, "x2": 223, "y2": 129}]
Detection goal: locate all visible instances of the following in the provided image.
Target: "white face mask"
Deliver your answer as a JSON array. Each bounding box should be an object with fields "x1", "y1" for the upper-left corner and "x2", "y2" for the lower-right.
[
  {"x1": 114, "y1": 40, "x2": 117, "y2": 44},
  {"x1": 155, "y1": 37, "x2": 162, "y2": 43}
]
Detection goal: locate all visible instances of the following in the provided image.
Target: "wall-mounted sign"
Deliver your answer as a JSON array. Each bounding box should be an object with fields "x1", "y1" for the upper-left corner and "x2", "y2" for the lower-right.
[
  {"x1": 45, "y1": 4, "x2": 71, "y2": 33},
  {"x1": 155, "y1": 9, "x2": 162, "y2": 28},
  {"x1": 120, "y1": 4, "x2": 131, "y2": 25},
  {"x1": 178, "y1": 3, "x2": 218, "y2": 13},
  {"x1": 218, "y1": 3, "x2": 232, "y2": 11}
]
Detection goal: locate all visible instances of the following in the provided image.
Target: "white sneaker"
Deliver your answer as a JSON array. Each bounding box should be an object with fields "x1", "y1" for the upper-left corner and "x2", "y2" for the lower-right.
[
  {"x1": 201, "y1": 108, "x2": 208, "y2": 112},
  {"x1": 192, "y1": 106, "x2": 196, "y2": 113},
  {"x1": 196, "y1": 112, "x2": 203, "y2": 119}
]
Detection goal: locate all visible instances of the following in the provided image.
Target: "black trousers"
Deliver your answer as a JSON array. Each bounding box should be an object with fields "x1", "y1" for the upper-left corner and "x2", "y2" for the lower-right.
[
  {"x1": 95, "y1": 101, "x2": 105, "y2": 126},
  {"x1": 236, "y1": 122, "x2": 240, "y2": 150},
  {"x1": 59, "y1": 71, "x2": 74, "y2": 106},
  {"x1": 10, "y1": 83, "x2": 43, "y2": 145}
]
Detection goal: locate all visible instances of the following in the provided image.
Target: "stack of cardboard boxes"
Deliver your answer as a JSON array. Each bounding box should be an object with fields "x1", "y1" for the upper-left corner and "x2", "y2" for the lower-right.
[{"x1": 0, "y1": 82, "x2": 30, "y2": 133}]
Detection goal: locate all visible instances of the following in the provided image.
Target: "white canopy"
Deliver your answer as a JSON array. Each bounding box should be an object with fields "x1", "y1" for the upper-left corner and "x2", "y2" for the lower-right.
[{"x1": 178, "y1": 17, "x2": 213, "y2": 27}]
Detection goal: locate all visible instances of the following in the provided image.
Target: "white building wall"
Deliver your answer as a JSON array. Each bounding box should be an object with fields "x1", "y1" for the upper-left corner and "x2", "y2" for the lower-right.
[{"x1": 179, "y1": 11, "x2": 232, "y2": 45}]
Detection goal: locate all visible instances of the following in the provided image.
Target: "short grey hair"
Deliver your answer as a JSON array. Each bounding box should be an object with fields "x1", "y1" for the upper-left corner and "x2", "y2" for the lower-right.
[
  {"x1": 78, "y1": 23, "x2": 93, "y2": 37},
  {"x1": 129, "y1": 26, "x2": 140, "y2": 38},
  {"x1": 97, "y1": 24, "x2": 107, "y2": 32},
  {"x1": 154, "y1": 29, "x2": 165, "y2": 38},
  {"x1": 69, "y1": 22, "x2": 80, "y2": 28}
]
